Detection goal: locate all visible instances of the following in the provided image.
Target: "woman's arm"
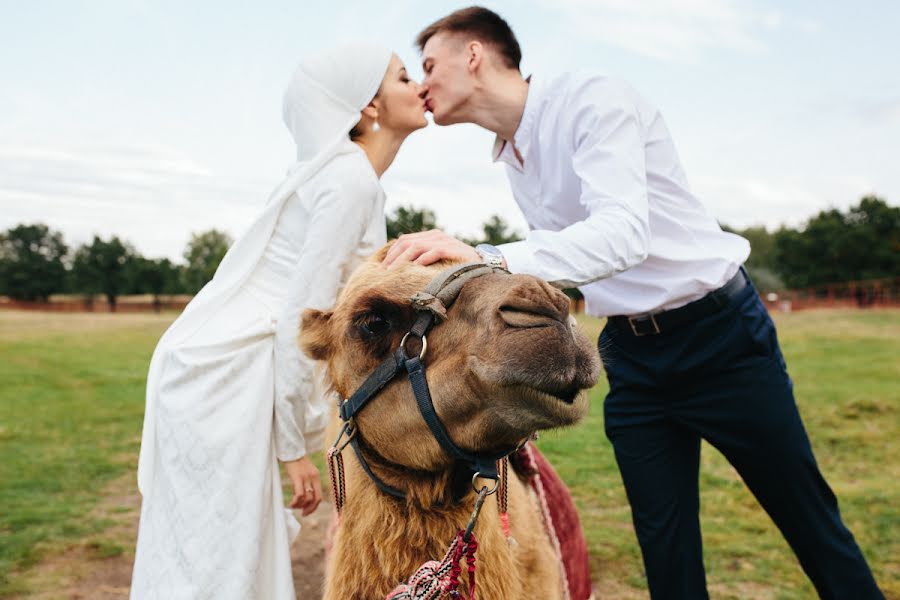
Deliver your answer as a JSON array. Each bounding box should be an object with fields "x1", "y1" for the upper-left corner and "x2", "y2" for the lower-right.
[
  {"x1": 273, "y1": 174, "x2": 377, "y2": 461},
  {"x1": 273, "y1": 173, "x2": 377, "y2": 514}
]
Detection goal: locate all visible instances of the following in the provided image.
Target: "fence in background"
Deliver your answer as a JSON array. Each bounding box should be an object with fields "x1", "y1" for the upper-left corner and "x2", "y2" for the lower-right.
[
  {"x1": 0, "y1": 295, "x2": 191, "y2": 313},
  {"x1": 565, "y1": 276, "x2": 900, "y2": 315},
  {"x1": 760, "y1": 276, "x2": 900, "y2": 312},
  {"x1": 3, "y1": 278, "x2": 899, "y2": 315}
]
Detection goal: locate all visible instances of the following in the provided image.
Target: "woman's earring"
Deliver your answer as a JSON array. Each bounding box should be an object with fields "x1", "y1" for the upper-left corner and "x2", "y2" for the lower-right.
[{"x1": 372, "y1": 119, "x2": 380, "y2": 133}]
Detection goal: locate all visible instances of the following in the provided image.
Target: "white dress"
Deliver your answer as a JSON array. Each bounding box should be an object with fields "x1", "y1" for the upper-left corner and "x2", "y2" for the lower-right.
[{"x1": 130, "y1": 146, "x2": 386, "y2": 599}]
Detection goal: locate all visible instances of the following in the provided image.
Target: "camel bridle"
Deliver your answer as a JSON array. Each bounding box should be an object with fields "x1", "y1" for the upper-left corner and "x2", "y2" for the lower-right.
[{"x1": 330, "y1": 261, "x2": 524, "y2": 502}]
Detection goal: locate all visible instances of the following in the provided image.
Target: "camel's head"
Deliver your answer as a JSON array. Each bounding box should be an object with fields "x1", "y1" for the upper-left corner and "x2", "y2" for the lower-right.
[{"x1": 300, "y1": 245, "x2": 601, "y2": 474}]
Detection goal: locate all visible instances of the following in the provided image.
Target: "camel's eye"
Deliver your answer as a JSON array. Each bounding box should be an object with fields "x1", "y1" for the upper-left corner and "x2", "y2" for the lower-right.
[{"x1": 356, "y1": 313, "x2": 391, "y2": 339}]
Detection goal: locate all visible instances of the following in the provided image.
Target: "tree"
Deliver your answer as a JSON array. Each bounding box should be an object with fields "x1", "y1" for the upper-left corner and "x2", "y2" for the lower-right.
[
  {"x1": 128, "y1": 257, "x2": 184, "y2": 312},
  {"x1": 70, "y1": 236, "x2": 134, "y2": 311},
  {"x1": 720, "y1": 223, "x2": 783, "y2": 292},
  {"x1": 182, "y1": 229, "x2": 232, "y2": 293},
  {"x1": 0, "y1": 223, "x2": 69, "y2": 301},
  {"x1": 773, "y1": 196, "x2": 899, "y2": 288},
  {"x1": 462, "y1": 214, "x2": 523, "y2": 247},
  {"x1": 386, "y1": 205, "x2": 438, "y2": 240}
]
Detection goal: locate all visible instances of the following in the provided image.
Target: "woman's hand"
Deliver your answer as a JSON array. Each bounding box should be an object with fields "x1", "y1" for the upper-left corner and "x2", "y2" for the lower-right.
[{"x1": 282, "y1": 455, "x2": 323, "y2": 516}]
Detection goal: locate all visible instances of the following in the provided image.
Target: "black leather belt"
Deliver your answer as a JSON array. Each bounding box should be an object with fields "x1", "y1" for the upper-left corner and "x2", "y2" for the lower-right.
[{"x1": 608, "y1": 267, "x2": 749, "y2": 337}]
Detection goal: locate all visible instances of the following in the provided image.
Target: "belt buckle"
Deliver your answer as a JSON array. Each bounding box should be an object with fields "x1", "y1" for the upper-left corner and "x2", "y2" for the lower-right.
[{"x1": 628, "y1": 313, "x2": 661, "y2": 336}]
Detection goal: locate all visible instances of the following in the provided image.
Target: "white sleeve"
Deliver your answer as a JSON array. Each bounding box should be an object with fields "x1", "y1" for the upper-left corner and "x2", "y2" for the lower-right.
[
  {"x1": 497, "y1": 78, "x2": 651, "y2": 288},
  {"x1": 272, "y1": 174, "x2": 376, "y2": 461}
]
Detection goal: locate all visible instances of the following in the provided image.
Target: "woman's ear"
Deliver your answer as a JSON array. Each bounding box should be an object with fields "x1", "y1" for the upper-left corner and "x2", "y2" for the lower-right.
[{"x1": 361, "y1": 102, "x2": 379, "y2": 122}]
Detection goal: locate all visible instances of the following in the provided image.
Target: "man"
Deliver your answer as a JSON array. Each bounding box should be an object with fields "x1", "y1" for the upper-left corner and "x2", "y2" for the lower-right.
[{"x1": 383, "y1": 6, "x2": 883, "y2": 599}]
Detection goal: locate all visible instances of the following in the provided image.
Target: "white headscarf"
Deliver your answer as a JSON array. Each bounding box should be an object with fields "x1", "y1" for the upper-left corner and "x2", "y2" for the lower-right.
[
  {"x1": 137, "y1": 41, "x2": 393, "y2": 495},
  {"x1": 284, "y1": 41, "x2": 393, "y2": 162}
]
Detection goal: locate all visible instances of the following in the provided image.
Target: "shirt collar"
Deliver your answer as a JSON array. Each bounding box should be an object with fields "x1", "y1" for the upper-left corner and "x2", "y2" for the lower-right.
[{"x1": 491, "y1": 75, "x2": 542, "y2": 170}]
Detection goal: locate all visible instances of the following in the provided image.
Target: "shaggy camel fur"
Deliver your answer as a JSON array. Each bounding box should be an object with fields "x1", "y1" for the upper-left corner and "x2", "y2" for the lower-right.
[{"x1": 300, "y1": 246, "x2": 600, "y2": 599}]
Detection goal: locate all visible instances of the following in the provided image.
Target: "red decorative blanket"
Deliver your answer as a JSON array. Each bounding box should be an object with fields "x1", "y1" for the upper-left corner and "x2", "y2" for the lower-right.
[{"x1": 511, "y1": 443, "x2": 593, "y2": 600}]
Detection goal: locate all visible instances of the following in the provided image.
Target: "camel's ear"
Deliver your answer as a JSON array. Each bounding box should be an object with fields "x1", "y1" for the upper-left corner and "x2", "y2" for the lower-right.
[
  {"x1": 299, "y1": 308, "x2": 334, "y2": 361},
  {"x1": 372, "y1": 240, "x2": 395, "y2": 261}
]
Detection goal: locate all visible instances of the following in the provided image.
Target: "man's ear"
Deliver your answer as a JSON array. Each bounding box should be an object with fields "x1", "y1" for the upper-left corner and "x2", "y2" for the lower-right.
[
  {"x1": 299, "y1": 309, "x2": 334, "y2": 361},
  {"x1": 467, "y1": 40, "x2": 483, "y2": 73}
]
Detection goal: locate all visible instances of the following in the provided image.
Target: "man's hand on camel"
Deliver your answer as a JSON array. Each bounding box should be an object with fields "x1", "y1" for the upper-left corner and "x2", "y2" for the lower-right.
[
  {"x1": 382, "y1": 229, "x2": 481, "y2": 267},
  {"x1": 283, "y1": 455, "x2": 323, "y2": 516}
]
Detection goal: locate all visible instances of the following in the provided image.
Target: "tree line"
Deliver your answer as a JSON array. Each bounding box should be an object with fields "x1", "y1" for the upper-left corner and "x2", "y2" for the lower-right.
[
  {"x1": 0, "y1": 208, "x2": 522, "y2": 310},
  {"x1": 1, "y1": 196, "x2": 897, "y2": 309},
  {"x1": 0, "y1": 227, "x2": 232, "y2": 310},
  {"x1": 721, "y1": 195, "x2": 898, "y2": 291},
  {"x1": 378, "y1": 196, "x2": 900, "y2": 292}
]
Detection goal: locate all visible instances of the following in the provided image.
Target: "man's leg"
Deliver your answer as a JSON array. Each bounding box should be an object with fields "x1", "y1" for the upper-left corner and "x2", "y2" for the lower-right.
[
  {"x1": 680, "y1": 290, "x2": 883, "y2": 599},
  {"x1": 601, "y1": 328, "x2": 709, "y2": 600}
]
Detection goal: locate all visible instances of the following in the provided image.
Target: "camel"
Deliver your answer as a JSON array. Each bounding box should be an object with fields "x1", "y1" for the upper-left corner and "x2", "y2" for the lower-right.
[{"x1": 299, "y1": 245, "x2": 601, "y2": 599}]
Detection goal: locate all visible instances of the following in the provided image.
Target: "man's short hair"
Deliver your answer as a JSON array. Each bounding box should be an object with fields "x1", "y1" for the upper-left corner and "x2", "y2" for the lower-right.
[{"x1": 415, "y1": 6, "x2": 521, "y2": 71}]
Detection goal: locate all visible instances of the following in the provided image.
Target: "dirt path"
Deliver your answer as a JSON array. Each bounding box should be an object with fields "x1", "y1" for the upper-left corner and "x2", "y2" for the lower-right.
[
  {"x1": 9, "y1": 472, "x2": 329, "y2": 599},
  {"x1": 10, "y1": 472, "x2": 644, "y2": 599}
]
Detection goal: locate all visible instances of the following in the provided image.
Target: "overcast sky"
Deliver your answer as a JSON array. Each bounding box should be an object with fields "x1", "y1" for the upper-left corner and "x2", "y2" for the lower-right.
[{"x1": 2, "y1": 0, "x2": 898, "y2": 261}]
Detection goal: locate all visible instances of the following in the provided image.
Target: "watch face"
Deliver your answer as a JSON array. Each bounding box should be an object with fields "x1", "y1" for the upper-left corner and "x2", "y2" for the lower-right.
[
  {"x1": 475, "y1": 244, "x2": 503, "y2": 267},
  {"x1": 475, "y1": 243, "x2": 501, "y2": 258}
]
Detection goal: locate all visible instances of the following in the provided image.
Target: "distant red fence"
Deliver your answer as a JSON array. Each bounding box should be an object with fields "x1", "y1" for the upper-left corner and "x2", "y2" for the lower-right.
[
  {"x1": 761, "y1": 276, "x2": 900, "y2": 312},
  {"x1": 4, "y1": 278, "x2": 899, "y2": 316},
  {"x1": 565, "y1": 276, "x2": 900, "y2": 315},
  {"x1": 0, "y1": 295, "x2": 191, "y2": 313}
]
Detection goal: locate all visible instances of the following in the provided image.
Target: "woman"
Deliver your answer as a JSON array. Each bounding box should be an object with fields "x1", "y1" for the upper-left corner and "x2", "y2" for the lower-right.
[{"x1": 130, "y1": 42, "x2": 427, "y2": 599}]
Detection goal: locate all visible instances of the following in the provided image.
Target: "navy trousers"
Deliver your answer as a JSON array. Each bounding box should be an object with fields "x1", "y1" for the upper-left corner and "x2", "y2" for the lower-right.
[{"x1": 600, "y1": 273, "x2": 883, "y2": 599}]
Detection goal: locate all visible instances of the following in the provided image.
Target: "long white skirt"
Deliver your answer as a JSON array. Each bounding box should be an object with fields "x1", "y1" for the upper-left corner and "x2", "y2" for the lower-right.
[{"x1": 131, "y1": 289, "x2": 300, "y2": 599}]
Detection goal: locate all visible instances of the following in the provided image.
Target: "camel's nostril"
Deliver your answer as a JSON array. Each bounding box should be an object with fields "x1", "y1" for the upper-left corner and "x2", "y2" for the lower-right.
[{"x1": 492, "y1": 275, "x2": 572, "y2": 329}]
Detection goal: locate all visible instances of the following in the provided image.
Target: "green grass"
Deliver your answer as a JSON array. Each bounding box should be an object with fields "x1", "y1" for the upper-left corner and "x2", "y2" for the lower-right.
[
  {"x1": 0, "y1": 312, "x2": 172, "y2": 596},
  {"x1": 0, "y1": 309, "x2": 897, "y2": 598}
]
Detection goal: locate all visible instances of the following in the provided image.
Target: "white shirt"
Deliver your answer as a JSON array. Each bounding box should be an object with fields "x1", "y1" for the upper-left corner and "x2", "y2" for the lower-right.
[{"x1": 494, "y1": 72, "x2": 750, "y2": 317}]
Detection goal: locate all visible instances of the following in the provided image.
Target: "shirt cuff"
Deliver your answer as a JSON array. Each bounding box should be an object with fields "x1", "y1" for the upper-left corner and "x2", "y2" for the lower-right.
[
  {"x1": 274, "y1": 429, "x2": 307, "y2": 462},
  {"x1": 497, "y1": 240, "x2": 540, "y2": 278}
]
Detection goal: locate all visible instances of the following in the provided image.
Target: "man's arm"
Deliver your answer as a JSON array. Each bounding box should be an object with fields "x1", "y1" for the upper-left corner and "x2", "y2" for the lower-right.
[
  {"x1": 496, "y1": 77, "x2": 650, "y2": 287},
  {"x1": 384, "y1": 77, "x2": 650, "y2": 286}
]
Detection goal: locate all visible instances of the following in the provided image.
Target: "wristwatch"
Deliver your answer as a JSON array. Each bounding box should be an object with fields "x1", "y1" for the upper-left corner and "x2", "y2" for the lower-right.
[{"x1": 474, "y1": 243, "x2": 505, "y2": 268}]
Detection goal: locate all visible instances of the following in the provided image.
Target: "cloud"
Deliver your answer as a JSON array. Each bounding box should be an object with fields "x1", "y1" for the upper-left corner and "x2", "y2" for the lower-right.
[
  {"x1": 691, "y1": 174, "x2": 879, "y2": 230},
  {"x1": 540, "y1": 0, "x2": 767, "y2": 61},
  {"x1": 538, "y1": 0, "x2": 819, "y2": 63},
  {"x1": 0, "y1": 143, "x2": 270, "y2": 260},
  {"x1": 859, "y1": 97, "x2": 900, "y2": 125}
]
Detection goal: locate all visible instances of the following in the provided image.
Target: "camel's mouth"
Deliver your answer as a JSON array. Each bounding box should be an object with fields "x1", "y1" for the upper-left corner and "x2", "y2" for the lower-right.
[
  {"x1": 514, "y1": 379, "x2": 583, "y2": 405},
  {"x1": 547, "y1": 387, "x2": 579, "y2": 404},
  {"x1": 524, "y1": 385, "x2": 587, "y2": 409},
  {"x1": 499, "y1": 383, "x2": 591, "y2": 429},
  {"x1": 466, "y1": 333, "x2": 599, "y2": 405}
]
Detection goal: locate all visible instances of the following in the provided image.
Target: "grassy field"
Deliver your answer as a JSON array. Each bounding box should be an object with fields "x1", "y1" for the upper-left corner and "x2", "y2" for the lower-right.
[{"x1": 0, "y1": 309, "x2": 897, "y2": 598}]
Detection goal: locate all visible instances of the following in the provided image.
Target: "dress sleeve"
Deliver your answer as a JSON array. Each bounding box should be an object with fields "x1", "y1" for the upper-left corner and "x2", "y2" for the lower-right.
[
  {"x1": 497, "y1": 77, "x2": 651, "y2": 288},
  {"x1": 272, "y1": 168, "x2": 377, "y2": 461}
]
